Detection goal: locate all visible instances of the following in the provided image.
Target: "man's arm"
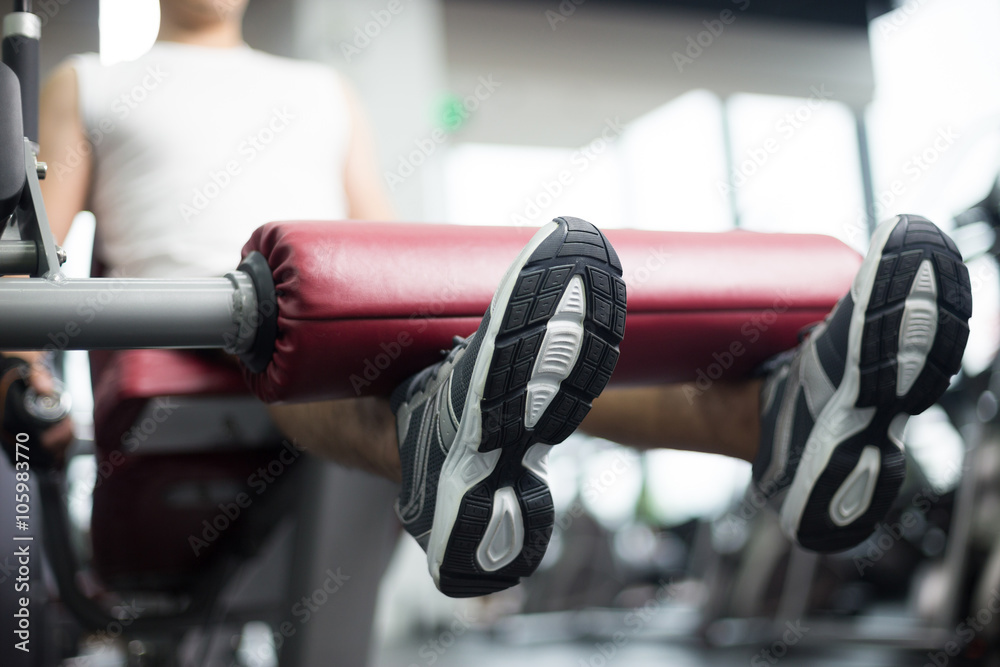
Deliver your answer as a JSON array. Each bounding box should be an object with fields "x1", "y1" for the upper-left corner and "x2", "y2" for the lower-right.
[
  {"x1": 339, "y1": 79, "x2": 395, "y2": 221},
  {"x1": 38, "y1": 61, "x2": 91, "y2": 245}
]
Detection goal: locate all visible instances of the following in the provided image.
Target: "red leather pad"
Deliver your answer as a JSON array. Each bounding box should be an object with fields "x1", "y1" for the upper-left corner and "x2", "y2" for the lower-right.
[
  {"x1": 241, "y1": 222, "x2": 863, "y2": 404},
  {"x1": 92, "y1": 350, "x2": 248, "y2": 451},
  {"x1": 89, "y1": 350, "x2": 262, "y2": 586}
]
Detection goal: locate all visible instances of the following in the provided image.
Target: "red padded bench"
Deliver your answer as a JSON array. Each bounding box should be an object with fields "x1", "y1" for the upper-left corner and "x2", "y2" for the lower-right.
[{"x1": 89, "y1": 222, "x2": 861, "y2": 587}]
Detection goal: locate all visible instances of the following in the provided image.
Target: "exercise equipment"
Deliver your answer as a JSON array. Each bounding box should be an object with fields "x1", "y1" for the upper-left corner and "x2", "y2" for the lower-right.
[
  {"x1": 0, "y1": 0, "x2": 863, "y2": 645},
  {"x1": 239, "y1": 221, "x2": 859, "y2": 403},
  {"x1": 0, "y1": 2, "x2": 916, "y2": 664}
]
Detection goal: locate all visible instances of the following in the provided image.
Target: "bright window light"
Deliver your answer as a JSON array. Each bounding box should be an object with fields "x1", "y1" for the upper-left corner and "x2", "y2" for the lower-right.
[
  {"x1": 645, "y1": 450, "x2": 751, "y2": 526},
  {"x1": 620, "y1": 89, "x2": 732, "y2": 232},
  {"x1": 867, "y1": 0, "x2": 1000, "y2": 225},
  {"x1": 867, "y1": 0, "x2": 1000, "y2": 376},
  {"x1": 444, "y1": 141, "x2": 626, "y2": 229},
  {"x1": 726, "y1": 92, "x2": 867, "y2": 251},
  {"x1": 99, "y1": 0, "x2": 160, "y2": 66}
]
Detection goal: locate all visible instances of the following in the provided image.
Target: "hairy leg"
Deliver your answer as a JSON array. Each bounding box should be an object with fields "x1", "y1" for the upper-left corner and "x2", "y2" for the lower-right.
[
  {"x1": 267, "y1": 397, "x2": 401, "y2": 482},
  {"x1": 267, "y1": 382, "x2": 761, "y2": 483},
  {"x1": 580, "y1": 381, "x2": 762, "y2": 463}
]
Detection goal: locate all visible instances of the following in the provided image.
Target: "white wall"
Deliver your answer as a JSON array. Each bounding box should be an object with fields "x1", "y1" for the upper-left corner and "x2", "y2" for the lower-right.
[
  {"x1": 290, "y1": 0, "x2": 450, "y2": 221},
  {"x1": 442, "y1": 1, "x2": 874, "y2": 148}
]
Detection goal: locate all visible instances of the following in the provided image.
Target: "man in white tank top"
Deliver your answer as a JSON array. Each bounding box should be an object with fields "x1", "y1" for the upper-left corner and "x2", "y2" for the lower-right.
[{"x1": 36, "y1": 6, "x2": 404, "y2": 471}]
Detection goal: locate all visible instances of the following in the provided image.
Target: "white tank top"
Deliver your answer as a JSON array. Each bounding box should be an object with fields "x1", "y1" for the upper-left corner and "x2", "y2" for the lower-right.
[{"x1": 70, "y1": 42, "x2": 351, "y2": 278}]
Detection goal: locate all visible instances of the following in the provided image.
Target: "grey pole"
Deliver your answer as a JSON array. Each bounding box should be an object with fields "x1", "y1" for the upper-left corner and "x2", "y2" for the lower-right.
[
  {"x1": 0, "y1": 239, "x2": 35, "y2": 274},
  {"x1": 0, "y1": 271, "x2": 258, "y2": 353}
]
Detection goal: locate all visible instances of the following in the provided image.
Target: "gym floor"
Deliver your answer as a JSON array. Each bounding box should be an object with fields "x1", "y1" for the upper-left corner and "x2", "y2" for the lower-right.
[{"x1": 374, "y1": 636, "x2": 915, "y2": 666}]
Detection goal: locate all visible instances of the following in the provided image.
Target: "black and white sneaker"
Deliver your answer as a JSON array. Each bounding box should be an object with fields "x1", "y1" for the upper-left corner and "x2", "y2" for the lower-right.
[
  {"x1": 753, "y1": 214, "x2": 972, "y2": 552},
  {"x1": 391, "y1": 217, "x2": 627, "y2": 597}
]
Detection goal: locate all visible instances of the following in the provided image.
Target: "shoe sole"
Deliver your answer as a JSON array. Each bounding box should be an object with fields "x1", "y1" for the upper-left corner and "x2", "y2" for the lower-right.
[
  {"x1": 781, "y1": 214, "x2": 971, "y2": 552},
  {"x1": 427, "y1": 217, "x2": 626, "y2": 596}
]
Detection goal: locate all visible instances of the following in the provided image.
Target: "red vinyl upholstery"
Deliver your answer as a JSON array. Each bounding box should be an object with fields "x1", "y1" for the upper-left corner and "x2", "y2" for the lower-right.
[
  {"x1": 87, "y1": 221, "x2": 862, "y2": 584},
  {"x1": 92, "y1": 349, "x2": 249, "y2": 447},
  {"x1": 240, "y1": 221, "x2": 863, "y2": 404},
  {"x1": 89, "y1": 350, "x2": 267, "y2": 586}
]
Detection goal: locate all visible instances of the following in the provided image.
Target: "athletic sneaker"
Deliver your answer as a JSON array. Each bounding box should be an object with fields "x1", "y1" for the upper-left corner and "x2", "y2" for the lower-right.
[
  {"x1": 753, "y1": 214, "x2": 972, "y2": 552},
  {"x1": 391, "y1": 217, "x2": 627, "y2": 597}
]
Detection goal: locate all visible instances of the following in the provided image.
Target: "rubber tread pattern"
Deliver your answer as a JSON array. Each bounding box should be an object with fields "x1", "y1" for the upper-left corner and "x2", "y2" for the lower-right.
[
  {"x1": 439, "y1": 216, "x2": 626, "y2": 596},
  {"x1": 797, "y1": 215, "x2": 971, "y2": 552}
]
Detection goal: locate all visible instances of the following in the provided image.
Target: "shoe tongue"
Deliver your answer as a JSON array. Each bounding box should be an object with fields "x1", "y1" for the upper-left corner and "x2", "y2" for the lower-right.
[
  {"x1": 390, "y1": 333, "x2": 476, "y2": 416},
  {"x1": 450, "y1": 310, "x2": 490, "y2": 423},
  {"x1": 812, "y1": 292, "x2": 854, "y2": 388},
  {"x1": 389, "y1": 362, "x2": 438, "y2": 415}
]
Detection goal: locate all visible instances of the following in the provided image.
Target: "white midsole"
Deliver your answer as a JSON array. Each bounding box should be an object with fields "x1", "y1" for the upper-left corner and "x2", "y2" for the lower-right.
[
  {"x1": 525, "y1": 274, "x2": 586, "y2": 428},
  {"x1": 779, "y1": 217, "x2": 906, "y2": 540},
  {"x1": 426, "y1": 221, "x2": 560, "y2": 583},
  {"x1": 476, "y1": 487, "x2": 525, "y2": 572}
]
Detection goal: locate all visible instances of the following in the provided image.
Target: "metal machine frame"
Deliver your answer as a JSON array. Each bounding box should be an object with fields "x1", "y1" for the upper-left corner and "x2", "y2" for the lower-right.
[
  {"x1": 0, "y1": 4, "x2": 276, "y2": 369},
  {"x1": 0, "y1": 0, "x2": 290, "y2": 658}
]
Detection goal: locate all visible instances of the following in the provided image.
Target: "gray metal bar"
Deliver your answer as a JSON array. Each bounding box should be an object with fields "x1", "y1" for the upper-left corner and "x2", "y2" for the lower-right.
[
  {"x1": 17, "y1": 138, "x2": 60, "y2": 275},
  {"x1": 856, "y1": 111, "x2": 877, "y2": 241},
  {"x1": 0, "y1": 275, "x2": 251, "y2": 351},
  {"x1": 720, "y1": 96, "x2": 742, "y2": 229},
  {"x1": 0, "y1": 239, "x2": 35, "y2": 274},
  {"x1": 774, "y1": 546, "x2": 818, "y2": 629}
]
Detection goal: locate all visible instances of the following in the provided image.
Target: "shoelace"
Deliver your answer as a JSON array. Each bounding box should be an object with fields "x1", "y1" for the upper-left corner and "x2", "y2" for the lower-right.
[{"x1": 405, "y1": 335, "x2": 470, "y2": 400}]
